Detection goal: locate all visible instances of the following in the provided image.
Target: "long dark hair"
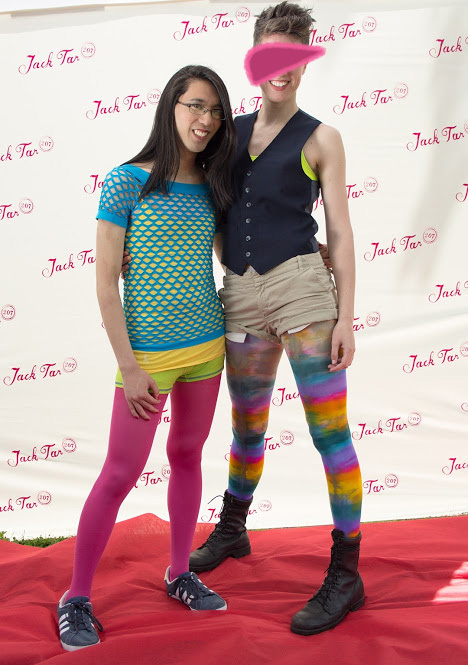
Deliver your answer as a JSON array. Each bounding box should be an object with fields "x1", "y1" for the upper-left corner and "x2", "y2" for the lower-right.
[{"x1": 127, "y1": 65, "x2": 236, "y2": 215}]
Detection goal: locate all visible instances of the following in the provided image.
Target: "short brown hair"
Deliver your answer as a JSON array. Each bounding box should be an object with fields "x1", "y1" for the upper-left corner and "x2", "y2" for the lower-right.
[{"x1": 253, "y1": 2, "x2": 315, "y2": 45}]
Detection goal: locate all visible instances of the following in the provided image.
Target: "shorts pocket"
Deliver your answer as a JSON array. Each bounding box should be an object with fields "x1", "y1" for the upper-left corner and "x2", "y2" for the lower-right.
[{"x1": 303, "y1": 255, "x2": 335, "y2": 291}]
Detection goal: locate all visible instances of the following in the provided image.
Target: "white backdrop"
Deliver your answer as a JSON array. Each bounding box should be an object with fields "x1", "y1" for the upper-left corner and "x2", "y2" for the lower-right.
[
  {"x1": 0, "y1": 1, "x2": 467, "y2": 538},
  {"x1": 0, "y1": 0, "x2": 168, "y2": 12}
]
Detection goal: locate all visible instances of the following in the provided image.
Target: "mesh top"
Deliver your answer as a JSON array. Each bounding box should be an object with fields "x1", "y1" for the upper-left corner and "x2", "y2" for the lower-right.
[{"x1": 97, "y1": 165, "x2": 224, "y2": 352}]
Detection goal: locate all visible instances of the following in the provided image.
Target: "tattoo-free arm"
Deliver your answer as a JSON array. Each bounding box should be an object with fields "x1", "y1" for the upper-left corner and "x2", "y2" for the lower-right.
[
  {"x1": 305, "y1": 125, "x2": 356, "y2": 370},
  {"x1": 96, "y1": 219, "x2": 160, "y2": 417}
]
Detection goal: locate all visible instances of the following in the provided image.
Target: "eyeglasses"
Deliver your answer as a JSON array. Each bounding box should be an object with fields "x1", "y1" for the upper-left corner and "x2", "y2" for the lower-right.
[{"x1": 177, "y1": 101, "x2": 225, "y2": 121}]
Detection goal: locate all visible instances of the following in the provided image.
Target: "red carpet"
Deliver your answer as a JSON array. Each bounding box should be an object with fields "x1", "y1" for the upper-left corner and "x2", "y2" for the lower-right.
[{"x1": 1, "y1": 514, "x2": 467, "y2": 665}]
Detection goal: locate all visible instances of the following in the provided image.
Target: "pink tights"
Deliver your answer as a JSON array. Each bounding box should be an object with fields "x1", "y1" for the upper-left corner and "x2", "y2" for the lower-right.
[{"x1": 66, "y1": 374, "x2": 221, "y2": 599}]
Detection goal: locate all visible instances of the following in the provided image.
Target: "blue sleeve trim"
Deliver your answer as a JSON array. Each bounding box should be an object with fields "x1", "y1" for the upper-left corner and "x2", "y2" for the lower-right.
[
  {"x1": 96, "y1": 209, "x2": 128, "y2": 228},
  {"x1": 96, "y1": 165, "x2": 141, "y2": 228}
]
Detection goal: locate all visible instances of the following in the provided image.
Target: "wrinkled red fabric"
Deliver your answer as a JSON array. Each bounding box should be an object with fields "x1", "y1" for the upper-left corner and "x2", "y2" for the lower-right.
[{"x1": 1, "y1": 514, "x2": 467, "y2": 665}]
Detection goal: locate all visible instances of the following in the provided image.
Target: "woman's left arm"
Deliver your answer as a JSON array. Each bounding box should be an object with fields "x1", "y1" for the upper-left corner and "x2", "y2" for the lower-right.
[{"x1": 305, "y1": 124, "x2": 355, "y2": 372}]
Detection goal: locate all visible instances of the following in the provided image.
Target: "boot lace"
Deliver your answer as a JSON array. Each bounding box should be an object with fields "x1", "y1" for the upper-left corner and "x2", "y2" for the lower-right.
[
  {"x1": 313, "y1": 545, "x2": 342, "y2": 607},
  {"x1": 67, "y1": 601, "x2": 104, "y2": 633},
  {"x1": 203, "y1": 500, "x2": 230, "y2": 545}
]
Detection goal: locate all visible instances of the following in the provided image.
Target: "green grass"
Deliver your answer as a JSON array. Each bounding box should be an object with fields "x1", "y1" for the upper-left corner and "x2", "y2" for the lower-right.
[
  {"x1": 1, "y1": 513, "x2": 466, "y2": 548},
  {"x1": 0, "y1": 531, "x2": 70, "y2": 548}
]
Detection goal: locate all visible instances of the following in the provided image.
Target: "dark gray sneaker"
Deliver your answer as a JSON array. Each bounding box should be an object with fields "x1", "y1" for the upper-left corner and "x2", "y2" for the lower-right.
[
  {"x1": 164, "y1": 567, "x2": 227, "y2": 610},
  {"x1": 57, "y1": 591, "x2": 103, "y2": 651}
]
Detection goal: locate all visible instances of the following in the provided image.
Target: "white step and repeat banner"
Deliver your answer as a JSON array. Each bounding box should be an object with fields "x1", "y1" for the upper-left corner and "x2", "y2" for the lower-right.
[
  {"x1": 0, "y1": 1, "x2": 166, "y2": 11},
  {"x1": 0, "y1": 2, "x2": 467, "y2": 537}
]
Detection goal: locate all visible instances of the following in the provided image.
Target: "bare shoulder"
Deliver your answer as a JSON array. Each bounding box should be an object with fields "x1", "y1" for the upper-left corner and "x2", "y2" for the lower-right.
[
  {"x1": 312, "y1": 123, "x2": 344, "y2": 153},
  {"x1": 304, "y1": 123, "x2": 345, "y2": 171}
]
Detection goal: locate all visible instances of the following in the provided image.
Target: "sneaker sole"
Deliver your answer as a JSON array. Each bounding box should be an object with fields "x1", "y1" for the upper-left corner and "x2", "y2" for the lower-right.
[
  {"x1": 60, "y1": 637, "x2": 100, "y2": 652},
  {"x1": 290, "y1": 595, "x2": 365, "y2": 636},
  {"x1": 189, "y1": 544, "x2": 251, "y2": 572}
]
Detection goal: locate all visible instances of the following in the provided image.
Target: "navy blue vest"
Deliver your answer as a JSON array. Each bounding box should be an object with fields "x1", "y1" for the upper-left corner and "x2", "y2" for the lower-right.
[{"x1": 222, "y1": 109, "x2": 322, "y2": 275}]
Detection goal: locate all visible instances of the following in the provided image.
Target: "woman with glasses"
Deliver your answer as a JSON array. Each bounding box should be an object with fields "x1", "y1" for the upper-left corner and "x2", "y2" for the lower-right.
[{"x1": 56, "y1": 65, "x2": 236, "y2": 651}]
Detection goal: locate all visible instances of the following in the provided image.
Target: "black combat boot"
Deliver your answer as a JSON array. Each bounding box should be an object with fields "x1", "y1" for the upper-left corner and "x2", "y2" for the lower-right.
[
  {"x1": 290, "y1": 529, "x2": 364, "y2": 635},
  {"x1": 189, "y1": 491, "x2": 252, "y2": 572}
]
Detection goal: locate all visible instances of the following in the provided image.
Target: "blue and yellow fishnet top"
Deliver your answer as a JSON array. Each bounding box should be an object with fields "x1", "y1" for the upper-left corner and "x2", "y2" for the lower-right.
[{"x1": 96, "y1": 164, "x2": 225, "y2": 374}]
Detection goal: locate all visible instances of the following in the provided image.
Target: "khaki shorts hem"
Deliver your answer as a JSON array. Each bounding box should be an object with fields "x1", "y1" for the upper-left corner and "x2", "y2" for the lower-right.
[
  {"x1": 225, "y1": 325, "x2": 281, "y2": 345},
  {"x1": 224, "y1": 307, "x2": 339, "y2": 344},
  {"x1": 275, "y1": 308, "x2": 338, "y2": 339}
]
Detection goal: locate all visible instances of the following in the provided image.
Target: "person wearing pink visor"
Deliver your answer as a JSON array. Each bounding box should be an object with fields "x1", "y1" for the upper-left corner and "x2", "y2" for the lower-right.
[{"x1": 190, "y1": 2, "x2": 364, "y2": 636}]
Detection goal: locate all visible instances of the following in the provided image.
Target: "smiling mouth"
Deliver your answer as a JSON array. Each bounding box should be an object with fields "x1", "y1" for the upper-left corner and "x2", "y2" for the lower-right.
[
  {"x1": 193, "y1": 129, "x2": 209, "y2": 138},
  {"x1": 269, "y1": 80, "x2": 289, "y2": 88}
]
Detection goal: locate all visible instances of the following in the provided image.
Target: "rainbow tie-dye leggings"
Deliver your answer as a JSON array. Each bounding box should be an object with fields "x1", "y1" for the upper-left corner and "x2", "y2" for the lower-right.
[{"x1": 226, "y1": 320, "x2": 362, "y2": 537}]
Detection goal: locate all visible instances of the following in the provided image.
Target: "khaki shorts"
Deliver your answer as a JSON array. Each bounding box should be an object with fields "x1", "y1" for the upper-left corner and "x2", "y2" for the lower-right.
[{"x1": 219, "y1": 253, "x2": 338, "y2": 344}]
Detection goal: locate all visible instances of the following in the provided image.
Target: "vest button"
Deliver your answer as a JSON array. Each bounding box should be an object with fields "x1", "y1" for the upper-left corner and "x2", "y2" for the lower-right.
[
  {"x1": 246, "y1": 252, "x2": 251, "y2": 258},
  {"x1": 246, "y1": 202, "x2": 252, "y2": 207},
  {"x1": 246, "y1": 235, "x2": 251, "y2": 241},
  {"x1": 245, "y1": 187, "x2": 251, "y2": 193},
  {"x1": 246, "y1": 171, "x2": 252, "y2": 176},
  {"x1": 245, "y1": 218, "x2": 251, "y2": 223}
]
